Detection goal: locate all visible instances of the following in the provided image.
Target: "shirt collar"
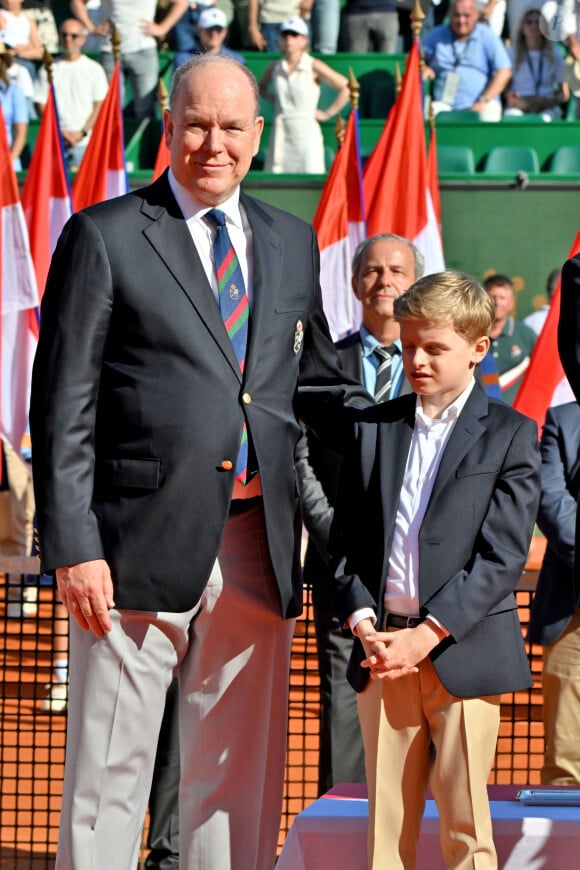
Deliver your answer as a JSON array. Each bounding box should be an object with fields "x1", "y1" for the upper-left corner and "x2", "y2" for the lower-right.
[
  {"x1": 415, "y1": 377, "x2": 476, "y2": 429},
  {"x1": 167, "y1": 168, "x2": 242, "y2": 229},
  {"x1": 360, "y1": 323, "x2": 401, "y2": 357}
]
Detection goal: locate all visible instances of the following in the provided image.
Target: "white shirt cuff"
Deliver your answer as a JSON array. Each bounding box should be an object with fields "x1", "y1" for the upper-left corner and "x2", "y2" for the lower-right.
[{"x1": 348, "y1": 608, "x2": 376, "y2": 635}]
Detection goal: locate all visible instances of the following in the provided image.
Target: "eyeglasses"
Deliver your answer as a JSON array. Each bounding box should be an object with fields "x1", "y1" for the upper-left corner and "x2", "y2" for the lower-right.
[
  {"x1": 524, "y1": 17, "x2": 540, "y2": 24},
  {"x1": 60, "y1": 31, "x2": 83, "y2": 38}
]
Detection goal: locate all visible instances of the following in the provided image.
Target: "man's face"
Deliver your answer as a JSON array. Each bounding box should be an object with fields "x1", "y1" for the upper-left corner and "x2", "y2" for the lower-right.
[
  {"x1": 487, "y1": 284, "x2": 514, "y2": 324},
  {"x1": 450, "y1": 0, "x2": 479, "y2": 39},
  {"x1": 164, "y1": 64, "x2": 264, "y2": 206},
  {"x1": 401, "y1": 319, "x2": 489, "y2": 409},
  {"x1": 353, "y1": 238, "x2": 416, "y2": 334},
  {"x1": 59, "y1": 21, "x2": 86, "y2": 58},
  {"x1": 198, "y1": 25, "x2": 227, "y2": 53}
]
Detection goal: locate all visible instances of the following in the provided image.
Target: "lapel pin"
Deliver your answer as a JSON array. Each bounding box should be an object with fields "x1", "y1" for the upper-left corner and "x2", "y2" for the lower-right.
[{"x1": 293, "y1": 320, "x2": 304, "y2": 354}]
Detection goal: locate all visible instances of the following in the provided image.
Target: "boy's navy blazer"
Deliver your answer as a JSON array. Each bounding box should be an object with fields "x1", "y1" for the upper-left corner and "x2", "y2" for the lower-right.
[{"x1": 331, "y1": 381, "x2": 541, "y2": 698}]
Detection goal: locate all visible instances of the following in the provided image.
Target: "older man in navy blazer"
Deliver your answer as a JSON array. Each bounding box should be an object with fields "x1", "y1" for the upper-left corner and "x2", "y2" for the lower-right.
[
  {"x1": 30, "y1": 54, "x2": 365, "y2": 870},
  {"x1": 528, "y1": 401, "x2": 580, "y2": 783}
]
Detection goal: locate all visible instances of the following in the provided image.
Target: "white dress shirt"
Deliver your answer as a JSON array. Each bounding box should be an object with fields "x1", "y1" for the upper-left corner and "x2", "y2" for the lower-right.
[
  {"x1": 167, "y1": 169, "x2": 254, "y2": 308},
  {"x1": 350, "y1": 379, "x2": 476, "y2": 634}
]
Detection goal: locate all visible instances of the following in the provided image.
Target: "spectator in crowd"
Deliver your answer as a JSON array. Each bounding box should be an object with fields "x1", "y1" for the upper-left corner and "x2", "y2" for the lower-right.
[
  {"x1": 196, "y1": 7, "x2": 245, "y2": 62},
  {"x1": 295, "y1": 233, "x2": 422, "y2": 795},
  {"x1": 476, "y1": 0, "x2": 506, "y2": 37},
  {"x1": 80, "y1": 0, "x2": 106, "y2": 52},
  {"x1": 171, "y1": 0, "x2": 205, "y2": 67},
  {"x1": 504, "y1": 8, "x2": 568, "y2": 121},
  {"x1": 34, "y1": 18, "x2": 109, "y2": 168},
  {"x1": 70, "y1": 0, "x2": 188, "y2": 119},
  {"x1": 0, "y1": 0, "x2": 43, "y2": 79},
  {"x1": 523, "y1": 267, "x2": 560, "y2": 335},
  {"x1": 29, "y1": 53, "x2": 366, "y2": 869},
  {"x1": 0, "y1": 36, "x2": 28, "y2": 169},
  {"x1": 485, "y1": 273, "x2": 537, "y2": 404},
  {"x1": 342, "y1": 0, "x2": 399, "y2": 53},
  {"x1": 22, "y1": 0, "x2": 58, "y2": 53},
  {"x1": 528, "y1": 401, "x2": 580, "y2": 785},
  {"x1": 259, "y1": 16, "x2": 348, "y2": 172},
  {"x1": 555, "y1": 0, "x2": 580, "y2": 61},
  {"x1": 248, "y1": 0, "x2": 311, "y2": 52},
  {"x1": 506, "y1": 0, "x2": 533, "y2": 41},
  {"x1": 5, "y1": 31, "x2": 33, "y2": 111},
  {"x1": 330, "y1": 270, "x2": 539, "y2": 870},
  {"x1": 422, "y1": 0, "x2": 511, "y2": 121},
  {"x1": 310, "y1": 0, "x2": 339, "y2": 53},
  {"x1": 0, "y1": 437, "x2": 36, "y2": 619}
]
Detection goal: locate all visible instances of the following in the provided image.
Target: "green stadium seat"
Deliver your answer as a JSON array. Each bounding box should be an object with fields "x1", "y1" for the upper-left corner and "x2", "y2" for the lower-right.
[
  {"x1": 500, "y1": 114, "x2": 546, "y2": 122},
  {"x1": 483, "y1": 146, "x2": 540, "y2": 174},
  {"x1": 436, "y1": 144, "x2": 476, "y2": 173},
  {"x1": 549, "y1": 145, "x2": 580, "y2": 173},
  {"x1": 435, "y1": 109, "x2": 480, "y2": 122}
]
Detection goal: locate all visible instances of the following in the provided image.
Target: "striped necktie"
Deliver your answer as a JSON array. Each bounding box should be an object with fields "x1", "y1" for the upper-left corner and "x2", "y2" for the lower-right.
[
  {"x1": 374, "y1": 344, "x2": 397, "y2": 402},
  {"x1": 206, "y1": 208, "x2": 250, "y2": 484}
]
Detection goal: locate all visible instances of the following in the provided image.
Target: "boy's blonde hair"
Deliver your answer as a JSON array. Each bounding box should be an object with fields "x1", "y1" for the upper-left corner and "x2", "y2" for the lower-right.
[{"x1": 394, "y1": 270, "x2": 494, "y2": 342}]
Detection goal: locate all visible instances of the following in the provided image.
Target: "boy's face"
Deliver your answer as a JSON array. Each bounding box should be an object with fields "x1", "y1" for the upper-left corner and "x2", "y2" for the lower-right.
[{"x1": 400, "y1": 319, "x2": 489, "y2": 413}]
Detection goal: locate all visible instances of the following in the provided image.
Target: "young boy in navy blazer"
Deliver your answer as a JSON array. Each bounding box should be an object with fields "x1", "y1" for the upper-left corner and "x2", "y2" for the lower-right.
[{"x1": 331, "y1": 271, "x2": 541, "y2": 869}]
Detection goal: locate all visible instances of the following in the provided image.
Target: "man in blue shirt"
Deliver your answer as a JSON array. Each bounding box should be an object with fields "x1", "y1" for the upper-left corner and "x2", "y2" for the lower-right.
[{"x1": 422, "y1": 0, "x2": 511, "y2": 120}]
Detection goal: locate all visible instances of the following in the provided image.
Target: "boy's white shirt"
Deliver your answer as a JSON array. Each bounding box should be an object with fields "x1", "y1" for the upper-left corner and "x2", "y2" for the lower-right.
[{"x1": 349, "y1": 378, "x2": 476, "y2": 636}]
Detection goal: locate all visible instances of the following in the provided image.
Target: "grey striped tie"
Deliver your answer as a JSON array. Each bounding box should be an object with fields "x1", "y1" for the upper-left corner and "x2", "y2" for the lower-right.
[{"x1": 374, "y1": 345, "x2": 397, "y2": 402}]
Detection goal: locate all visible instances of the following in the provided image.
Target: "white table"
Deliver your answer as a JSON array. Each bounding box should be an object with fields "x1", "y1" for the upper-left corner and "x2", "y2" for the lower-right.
[{"x1": 277, "y1": 784, "x2": 580, "y2": 869}]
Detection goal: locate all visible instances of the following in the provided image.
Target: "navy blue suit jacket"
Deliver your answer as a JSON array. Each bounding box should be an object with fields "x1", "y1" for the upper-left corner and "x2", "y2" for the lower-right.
[
  {"x1": 528, "y1": 402, "x2": 580, "y2": 646},
  {"x1": 331, "y1": 382, "x2": 540, "y2": 698}
]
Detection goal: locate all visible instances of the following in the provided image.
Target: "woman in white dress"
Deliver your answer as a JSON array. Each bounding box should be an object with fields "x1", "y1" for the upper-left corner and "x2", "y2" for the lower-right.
[{"x1": 259, "y1": 16, "x2": 349, "y2": 173}]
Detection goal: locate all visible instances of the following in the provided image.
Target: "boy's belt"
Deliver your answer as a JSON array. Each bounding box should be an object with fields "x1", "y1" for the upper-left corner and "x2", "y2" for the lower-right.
[{"x1": 383, "y1": 612, "x2": 424, "y2": 630}]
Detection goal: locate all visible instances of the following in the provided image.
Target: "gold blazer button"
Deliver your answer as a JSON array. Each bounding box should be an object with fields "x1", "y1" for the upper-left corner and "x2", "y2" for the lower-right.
[
  {"x1": 221, "y1": 460, "x2": 233, "y2": 470},
  {"x1": 242, "y1": 393, "x2": 252, "y2": 404}
]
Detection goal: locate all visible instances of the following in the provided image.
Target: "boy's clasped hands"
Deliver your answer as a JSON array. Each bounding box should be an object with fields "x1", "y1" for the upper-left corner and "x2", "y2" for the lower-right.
[{"x1": 354, "y1": 617, "x2": 447, "y2": 680}]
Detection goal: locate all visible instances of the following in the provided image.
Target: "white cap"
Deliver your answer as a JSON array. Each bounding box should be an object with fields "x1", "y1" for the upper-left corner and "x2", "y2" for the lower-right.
[
  {"x1": 198, "y1": 8, "x2": 228, "y2": 30},
  {"x1": 280, "y1": 17, "x2": 308, "y2": 36},
  {"x1": 0, "y1": 32, "x2": 17, "y2": 50}
]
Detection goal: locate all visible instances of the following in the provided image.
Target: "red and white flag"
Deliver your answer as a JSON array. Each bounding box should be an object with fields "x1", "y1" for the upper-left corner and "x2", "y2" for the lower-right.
[
  {"x1": 0, "y1": 107, "x2": 40, "y2": 451},
  {"x1": 152, "y1": 129, "x2": 170, "y2": 181},
  {"x1": 363, "y1": 41, "x2": 444, "y2": 274},
  {"x1": 312, "y1": 109, "x2": 366, "y2": 339},
  {"x1": 72, "y1": 62, "x2": 128, "y2": 211},
  {"x1": 427, "y1": 122, "x2": 442, "y2": 232},
  {"x1": 21, "y1": 81, "x2": 72, "y2": 302},
  {"x1": 512, "y1": 228, "x2": 580, "y2": 430}
]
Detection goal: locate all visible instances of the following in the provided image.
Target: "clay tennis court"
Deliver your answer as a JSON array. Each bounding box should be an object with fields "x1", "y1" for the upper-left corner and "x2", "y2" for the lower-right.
[{"x1": 1, "y1": 541, "x2": 545, "y2": 868}]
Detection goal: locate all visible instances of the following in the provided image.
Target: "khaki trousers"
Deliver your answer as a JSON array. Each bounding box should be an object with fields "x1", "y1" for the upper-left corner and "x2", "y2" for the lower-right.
[
  {"x1": 541, "y1": 609, "x2": 580, "y2": 784},
  {"x1": 57, "y1": 504, "x2": 295, "y2": 870},
  {"x1": 357, "y1": 655, "x2": 501, "y2": 870}
]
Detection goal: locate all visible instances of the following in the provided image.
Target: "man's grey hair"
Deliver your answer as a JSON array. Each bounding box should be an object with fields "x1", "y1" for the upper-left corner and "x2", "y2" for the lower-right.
[
  {"x1": 169, "y1": 54, "x2": 260, "y2": 119},
  {"x1": 351, "y1": 233, "x2": 425, "y2": 283}
]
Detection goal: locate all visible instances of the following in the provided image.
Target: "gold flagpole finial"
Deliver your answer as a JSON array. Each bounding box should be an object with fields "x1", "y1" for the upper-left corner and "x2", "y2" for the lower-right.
[{"x1": 43, "y1": 47, "x2": 54, "y2": 84}]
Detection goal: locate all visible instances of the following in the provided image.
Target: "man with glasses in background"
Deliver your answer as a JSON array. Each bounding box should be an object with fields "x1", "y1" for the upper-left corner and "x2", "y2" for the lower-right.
[{"x1": 33, "y1": 17, "x2": 108, "y2": 168}]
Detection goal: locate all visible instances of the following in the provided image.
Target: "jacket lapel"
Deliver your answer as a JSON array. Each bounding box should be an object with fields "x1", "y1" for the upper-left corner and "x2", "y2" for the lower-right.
[
  {"x1": 139, "y1": 175, "x2": 242, "y2": 379},
  {"x1": 427, "y1": 383, "x2": 488, "y2": 505},
  {"x1": 338, "y1": 335, "x2": 365, "y2": 382},
  {"x1": 240, "y1": 193, "x2": 283, "y2": 384}
]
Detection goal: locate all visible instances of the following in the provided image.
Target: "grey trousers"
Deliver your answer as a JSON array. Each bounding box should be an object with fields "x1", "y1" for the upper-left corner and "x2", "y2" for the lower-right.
[{"x1": 56, "y1": 505, "x2": 295, "y2": 870}]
